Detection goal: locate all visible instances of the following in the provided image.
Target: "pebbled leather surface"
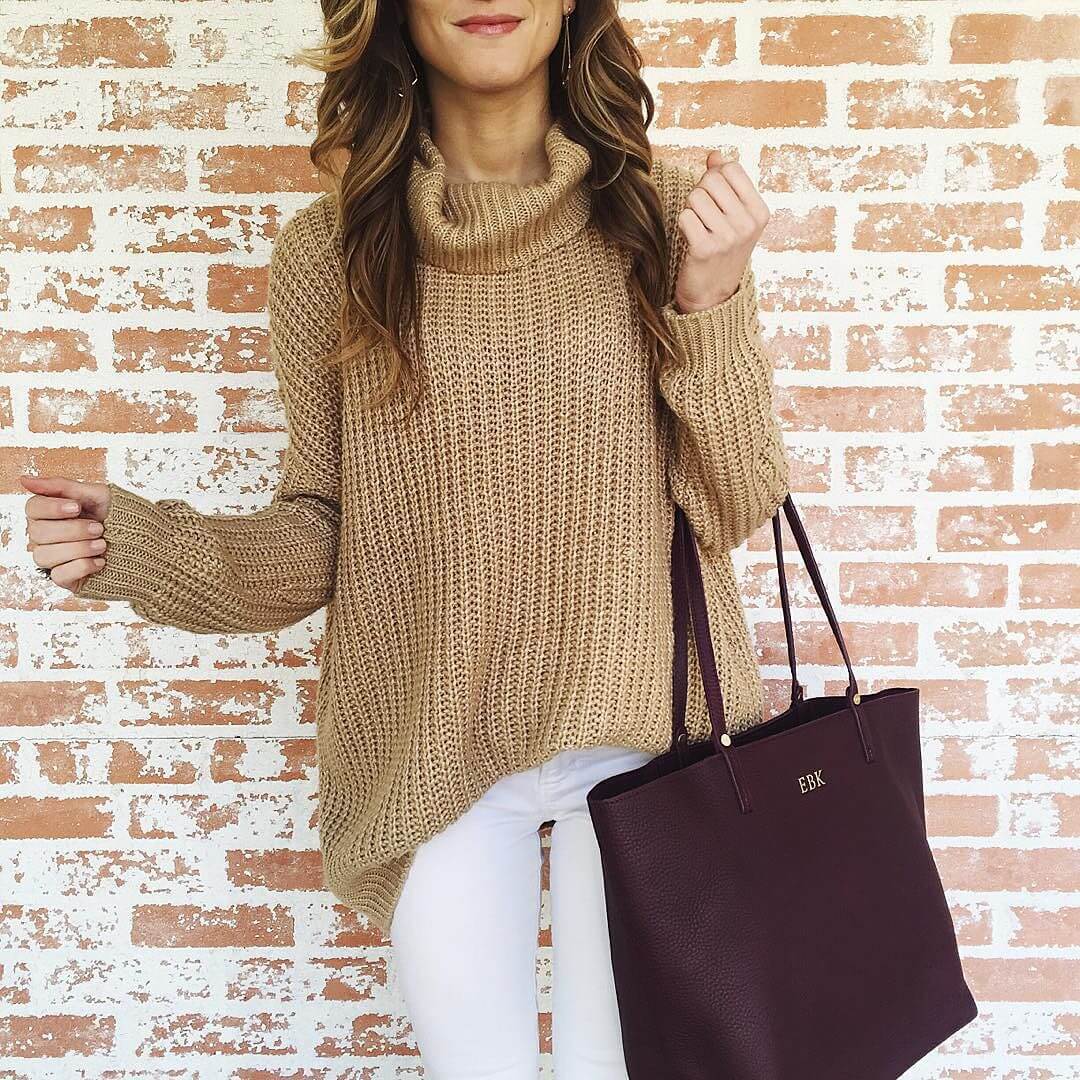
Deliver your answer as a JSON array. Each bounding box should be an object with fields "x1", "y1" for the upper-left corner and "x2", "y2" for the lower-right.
[{"x1": 589, "y1": 689, "x2": 977, "y2": 1079}]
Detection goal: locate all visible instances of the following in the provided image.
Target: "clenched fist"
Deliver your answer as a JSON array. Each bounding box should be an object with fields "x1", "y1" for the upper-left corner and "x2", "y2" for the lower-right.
[
  {"x1": 671, "y1": 152, "x2": 770, "y2": 316},
  {"x1": 20, "y1": 475, "x2": 112, "y2": 593}
]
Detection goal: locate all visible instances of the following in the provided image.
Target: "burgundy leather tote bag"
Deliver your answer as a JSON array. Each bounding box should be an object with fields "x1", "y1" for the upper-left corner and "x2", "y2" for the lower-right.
[{"x1": 587, "y1": 494, "x2": 978, "y2": 1080}]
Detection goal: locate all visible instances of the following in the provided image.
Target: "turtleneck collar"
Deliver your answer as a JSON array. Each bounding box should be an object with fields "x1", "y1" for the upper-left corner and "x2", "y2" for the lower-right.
[{"x1": 407, "y1": 117, "x2": 593, "y2": 275}]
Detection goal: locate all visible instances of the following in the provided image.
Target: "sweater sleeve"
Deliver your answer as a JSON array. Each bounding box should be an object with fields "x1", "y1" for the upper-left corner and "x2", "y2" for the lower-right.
[
  {"x1": 652, "y1": 158, "x2": 790, "y2": 554},
  {"x1": 72, "y1": 193, "x2": 344, "y2": 633}
]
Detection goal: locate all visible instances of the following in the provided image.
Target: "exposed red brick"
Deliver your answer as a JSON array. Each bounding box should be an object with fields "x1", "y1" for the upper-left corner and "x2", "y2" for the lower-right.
[
  {"x1": 198, "y1": 146, "x2": 321, "y2": 194},
  {"x1": 840, "y1": 562, "x2": 1008, "y2": 607},
  {"x1": 926, "y1": 794, "x2": 999, "y2": 837},
  {"x1": 0, "y1": 796, "x2": 111, "y2": 839},
  {"x1": 760, "y1": 144, "x2": 927, "y2": 194},
  {"x1": 848, "y1": 79, "x2": 1017, "y2": 129},
  {"x1": 12, "y1": 145, "x2": 186, "y2": 193},
  {"x1": 844, "y1": 444, "x2": 1012, "y2": 492},
  {"x1": 0, "y1": 328, "x2": 94, "y2": 373},
  {"x1": 27, "y1": 388, "x2": 198, "y2": 434},
  {"x1": 130, "y1": 905, "x2": 294, "y2": 948},
  {"x1": 1019, "y1": 564, "x2": 1080, "y2": 609},
  {"x1": 845, "y1": 323, "x2": 1012, "y2": 373},
  {"x1": 207, "y1": 263, "x2": 269, "y2": 313},
  {"x1": 946, "y1": 264, "x2": 1080, "y2": 311},
  {"x1": 101, "y1": 80, "x2": 260, "y2": 131},
  {"x1": 624, "y1": 19, "x2": 736, "y2": 69},
  {"x1": 951, "y1": 15, "x2": 1080, "y2": 63},
  {"x1": 0, "y1": 18, "x2": 171, "y2": 69},
  {"x1": 944, "y1": 142, "x2": 1041, "y2": 191},
  {"x1": 0, "y1": 206, "x2": 93, "y2": 253},
  {"x1": 226, "y1": 849, "x2": 324, "y2": 892},
  {"x1": 854, "y1": 202, "x2": 1021, "y2": 252},
  {"x1": 0, "y1": 1014, "x2": 114, "y2": 1057},
  {"x1": 112, "y1": 325, "x2": 270, "y2": 375},
  {"x1": 762, "y1": 16, "x2": 929, "y2": 67},
  {"x1": 210, "y1": 738, "x2": 316, "y2": 783},
  {"x1": 938, "y1": 504, "x2": 1078, "y2": 551},
  {"x1": 776, "y1": 385, "x2": 924, "y2": 431},
  {"x1": 656, "y1": 80, "x2": 827, "y2": 129}
]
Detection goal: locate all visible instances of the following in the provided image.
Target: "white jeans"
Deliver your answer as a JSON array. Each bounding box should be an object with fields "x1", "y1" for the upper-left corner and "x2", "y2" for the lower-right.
[{"x1": 388, "y1": 743, "x2": 656, "y2": 1079}]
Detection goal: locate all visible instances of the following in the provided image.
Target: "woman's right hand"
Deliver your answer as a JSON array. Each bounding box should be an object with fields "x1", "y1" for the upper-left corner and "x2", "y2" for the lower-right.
[{"x1": 19, "y1": 475, "x2": 113, "y2": 593}]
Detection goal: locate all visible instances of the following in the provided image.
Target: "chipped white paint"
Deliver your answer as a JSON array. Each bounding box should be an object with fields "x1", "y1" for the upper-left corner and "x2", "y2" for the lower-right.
[
  {"x1": 0, "y1": 0, "x2": 1076, "y2": 1075},
  {"x1": 101, "y1": 203, "x2": 279, "y2": 257},
  {"x1": 4, "y1": 262, "x2": 198, "y2": 313}
]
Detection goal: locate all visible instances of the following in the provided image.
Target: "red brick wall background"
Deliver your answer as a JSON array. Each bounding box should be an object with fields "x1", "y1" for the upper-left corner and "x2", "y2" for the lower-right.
[{"x1": 2, "y1": 2, "x2": 1078, "y2": 1075}]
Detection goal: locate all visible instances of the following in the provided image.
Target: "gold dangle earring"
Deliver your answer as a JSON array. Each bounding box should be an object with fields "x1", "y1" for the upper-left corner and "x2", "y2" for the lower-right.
[
  {"x1": 560, "y1": 9, "x2": 572, "y2": 85},
  {"x1": 396, "y1": 49, "x2": 420, "y2": 98}
]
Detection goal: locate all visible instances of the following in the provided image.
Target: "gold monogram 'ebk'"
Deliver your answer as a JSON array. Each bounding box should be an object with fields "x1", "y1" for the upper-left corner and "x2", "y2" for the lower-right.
[{"x1": 798, "y1": 769, "x2": 826, "y2": 794}]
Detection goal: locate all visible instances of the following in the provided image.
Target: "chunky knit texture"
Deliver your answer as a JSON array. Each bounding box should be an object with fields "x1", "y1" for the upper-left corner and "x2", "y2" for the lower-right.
[{"x1": 74, "y1": 117, "x2": 790, "y2": 936}]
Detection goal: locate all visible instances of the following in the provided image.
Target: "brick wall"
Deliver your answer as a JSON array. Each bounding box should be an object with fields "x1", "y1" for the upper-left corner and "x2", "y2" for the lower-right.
[{"x1": 1, "y1": 1, "x2": 1077, "y2": 1075}]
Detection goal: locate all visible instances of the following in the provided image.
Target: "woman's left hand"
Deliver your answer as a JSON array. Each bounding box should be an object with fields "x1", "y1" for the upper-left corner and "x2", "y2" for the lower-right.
[{"x1": 671, "y1": 153, "x2": 770, "y2": 315}]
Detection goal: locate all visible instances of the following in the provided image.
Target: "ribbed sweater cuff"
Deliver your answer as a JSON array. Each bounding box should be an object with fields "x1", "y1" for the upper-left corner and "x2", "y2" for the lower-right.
[
  {"x1": 660, "y1": 261, "x2": 759, "y2": 378},
  {"x1": 73, "y1": 482, "x2": 171, "y2": 610}
]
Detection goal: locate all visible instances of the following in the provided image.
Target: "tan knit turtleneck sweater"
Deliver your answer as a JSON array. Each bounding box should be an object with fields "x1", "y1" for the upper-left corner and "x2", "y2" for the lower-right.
[{"x1": 74, "y1": 117, "x2": 790, "y2": 935}]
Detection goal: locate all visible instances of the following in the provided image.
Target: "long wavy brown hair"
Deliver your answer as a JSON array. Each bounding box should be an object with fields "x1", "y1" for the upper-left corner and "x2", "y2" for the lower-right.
[{"x1": 293, "y1": 0, "x2": 682, "y2": 417}]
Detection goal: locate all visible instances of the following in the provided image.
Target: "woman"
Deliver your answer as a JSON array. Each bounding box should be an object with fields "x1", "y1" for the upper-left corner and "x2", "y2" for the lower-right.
[{"x1": 21, "y1": 0, "x2": 789, "y2": 1075}]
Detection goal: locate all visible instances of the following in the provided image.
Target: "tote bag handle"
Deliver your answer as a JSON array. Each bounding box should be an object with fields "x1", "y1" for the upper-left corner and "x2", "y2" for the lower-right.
[{"x1": 670, "y1": 495, "x2": 873, "y2": 781}]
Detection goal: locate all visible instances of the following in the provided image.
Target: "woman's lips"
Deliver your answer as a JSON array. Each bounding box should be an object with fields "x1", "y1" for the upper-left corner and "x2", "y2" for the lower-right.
[{"x1": 454, "y1": 16, "x2": 523, "y2": 36}]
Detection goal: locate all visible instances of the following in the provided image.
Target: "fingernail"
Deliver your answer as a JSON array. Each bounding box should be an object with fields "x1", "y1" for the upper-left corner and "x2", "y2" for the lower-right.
[
  {"x1": 91, "y1": 539, "x2": 106, "y2": 552},
  {"x1": 89, "y1": 522, "x2": 103, "y2": 536},
  {"x1": 94, "y1": 558, "x2": 105, "y2": 567},
  {"x1": 63, "y1": 502, "x2": 79, "y2": 514}
]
